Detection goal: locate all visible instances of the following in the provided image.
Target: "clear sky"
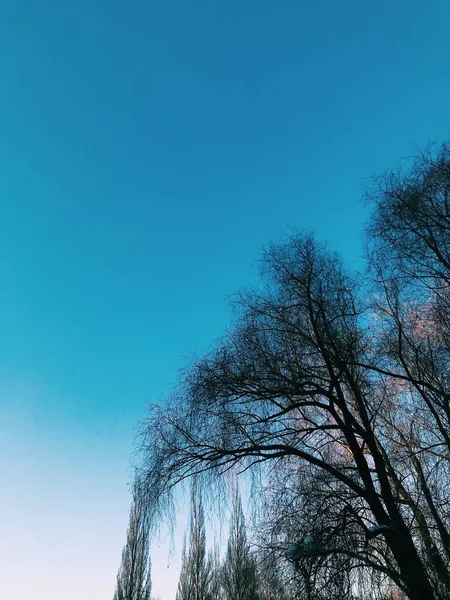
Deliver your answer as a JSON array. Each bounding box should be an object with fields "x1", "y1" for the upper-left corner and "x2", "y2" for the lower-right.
[{"x1": 1, "y1": 1, "x2": 450, "y2": 598}]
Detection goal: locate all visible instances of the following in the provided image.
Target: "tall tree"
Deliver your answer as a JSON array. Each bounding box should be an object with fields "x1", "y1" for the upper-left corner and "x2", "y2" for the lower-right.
[
  {"x1": 176, "y1": 482, "x2": 212, "y2": 600},
  {"x1": 255, "y1": 546, "x2": 287, "y2": 600},
  {"x1": 176, "y1": 534, "x2": 192, "y2": 600},
  {"x1": 114, "y1": 478, "x2": 152, "y2": 600},
  {"x1": 209, "y1": 545, "x2": 223, "y2": 600},
  {"x1": 222, "y1": 486, "x2": 258, "y2": 600},
  {"x1": 141, "y1": 142, "x2": 450, "y2": 600}
]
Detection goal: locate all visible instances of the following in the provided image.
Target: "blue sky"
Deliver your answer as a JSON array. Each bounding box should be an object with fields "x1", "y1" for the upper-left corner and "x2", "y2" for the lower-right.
[{"x1": 1, "y1": 1, "x2": 450, "y2": 598}]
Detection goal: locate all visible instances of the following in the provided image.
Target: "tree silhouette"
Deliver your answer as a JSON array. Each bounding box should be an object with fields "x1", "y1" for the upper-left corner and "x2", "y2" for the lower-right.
[
  {"x1": 141, "y1": 142, "x2": 450, "y2": 600},
  {"x1": 176, "y1": 482, "x2": 212, "y2": 600},
  {"x1": 222, "y1": 486, "x2": 258, "y2": 600},
  {"x1": 114, "y1": 478, "x2": 152, "y2": 600}
]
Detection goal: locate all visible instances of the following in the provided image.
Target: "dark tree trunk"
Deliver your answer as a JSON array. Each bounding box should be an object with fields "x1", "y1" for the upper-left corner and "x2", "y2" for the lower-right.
[{"x1": 388, "y1": 529, "x2": 436, "y2": 600}]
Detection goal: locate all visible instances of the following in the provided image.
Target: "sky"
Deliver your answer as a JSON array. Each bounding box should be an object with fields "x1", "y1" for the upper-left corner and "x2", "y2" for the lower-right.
[{"x1": 1, "y1": 1, "x2": 450, "y2": 598}]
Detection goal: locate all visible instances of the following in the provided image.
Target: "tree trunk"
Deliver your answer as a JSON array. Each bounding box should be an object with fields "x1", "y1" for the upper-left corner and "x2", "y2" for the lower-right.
[{"x1": 388, "y1": 530, "x2": 436, "y2": 600}]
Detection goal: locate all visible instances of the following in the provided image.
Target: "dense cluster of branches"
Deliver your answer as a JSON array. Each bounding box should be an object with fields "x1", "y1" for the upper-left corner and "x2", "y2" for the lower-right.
[{"x1": 139, "y1": 142, "x2": 450, "y2": 600}]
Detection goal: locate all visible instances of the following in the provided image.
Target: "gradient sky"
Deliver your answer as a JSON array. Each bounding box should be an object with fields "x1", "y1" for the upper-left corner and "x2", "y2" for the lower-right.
[{"x1": 1, "y1": 1, "x2": 450, "y2": 598}]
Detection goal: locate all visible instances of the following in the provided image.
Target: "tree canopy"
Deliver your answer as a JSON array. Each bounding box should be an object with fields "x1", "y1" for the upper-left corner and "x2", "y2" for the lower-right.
[{"x1": 139, "y1": 142, "x2": 450, "y2": 600}]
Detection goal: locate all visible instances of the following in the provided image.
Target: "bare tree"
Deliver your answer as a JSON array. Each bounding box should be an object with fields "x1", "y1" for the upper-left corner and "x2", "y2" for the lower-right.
[
  {"x1": 256, "y1": 547, "x2": 287, "y2": 600},
  {"x1": 140, "y1": 142, "x2": 450, "y2": 600},
  {"x1": 176, "y1": 482, "x2": 212, "y2": 600},
  {"x1": 362, "y1": 142, "x2": 450, "y2": 598},
  {"x1": 209, "y1": 545, "x2": 223, "y2": 600},
  {"x1": 177, "y1": 534, "x2": 192, "y2": 600},
  {"x1": 222, "y1": 485, "x2": 258, "y2": 600},
  {"x1": 114, "y1": 478, "x2": 152, "y2": 600},
  {"x1": 259, "y1": 465, "x2": 396, "y2": 599}
]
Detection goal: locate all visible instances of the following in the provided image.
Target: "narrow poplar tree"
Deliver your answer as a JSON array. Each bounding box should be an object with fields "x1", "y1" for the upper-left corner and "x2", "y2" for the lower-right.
[
  {"x1": 257, "y1": 550, "x2": 286, "y2": 600},
  {"x1": 114, "y1": 478, "x2": 152, "y2": 600},
  {"x1": 209, "y1": 545, "x2": 223, "y2": 600},
  {"x1": 176, "y1": 534, "x2": 192, "y2": 600},
  {"x1": 176, "y1": 482, "x2": 212, "y2": 600},
  {"x1": 222, "y1": 487, "x2": 258, "y2": 600}
]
